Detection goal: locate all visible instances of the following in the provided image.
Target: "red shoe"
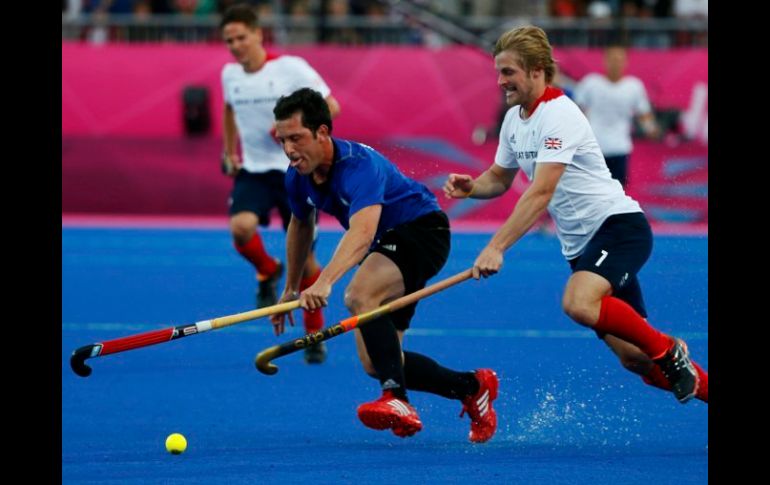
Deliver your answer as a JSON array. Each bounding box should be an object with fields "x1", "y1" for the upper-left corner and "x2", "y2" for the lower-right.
[
  {"x1": 460, "y1": 369, "x2": 499, "y2": 443},
  {"x1": 357, "y1": 390, "x2": 423, "y2": 438}
]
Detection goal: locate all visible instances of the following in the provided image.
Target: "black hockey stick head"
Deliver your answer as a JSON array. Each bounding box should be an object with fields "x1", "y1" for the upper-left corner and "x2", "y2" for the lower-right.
[
  {"x1": 255, "y1": 346, "x2": 280, "y2": 375},
  {"x1": 70, "y1": 344, "x2": 99, "y2": 377}
]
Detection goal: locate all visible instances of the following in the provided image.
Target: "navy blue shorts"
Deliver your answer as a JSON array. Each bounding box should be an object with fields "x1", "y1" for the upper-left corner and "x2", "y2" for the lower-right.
[
  {"x1": 604, "y1": 154, "x2": 630, "y2": 187},
  {"x1": 568, "y1": 212, "x2": 652, "y2": 319},
  {"x1": 228, "y1": 170, "x2": 292, "y2": 230},
  {"x1": 366, "y1": 211, "x2": 450, "y2": 331}
]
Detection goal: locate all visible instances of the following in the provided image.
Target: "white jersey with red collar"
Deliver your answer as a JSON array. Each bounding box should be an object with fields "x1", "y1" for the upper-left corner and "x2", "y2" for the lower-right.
[
  {"x1": 222, "y1": 54, "x2": 331, "y2": 173},
  {"x1": 494, "y1": 87, "x2": 642, "y2": 259},
  {"x1": 573, "y1": 73, "x2": 652, "y2": 156}
]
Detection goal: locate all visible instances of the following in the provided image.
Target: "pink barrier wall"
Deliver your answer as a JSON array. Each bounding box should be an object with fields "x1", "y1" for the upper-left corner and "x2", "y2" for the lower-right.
[
  {"x1": 62, "y1": 43, "x2": 502, "y2": 138},
  {"x1": 62, "y1": 44, "x2": 707, "y2": 137},
  {"x1": 62, "y1": 44, "x2": 707, "y2": 226}
]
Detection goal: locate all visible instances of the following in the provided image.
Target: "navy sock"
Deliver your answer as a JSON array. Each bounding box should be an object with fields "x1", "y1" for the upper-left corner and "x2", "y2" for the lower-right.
[
  {"x1": 358, "y1": 315, "x2": 408, "y2": 401},
  {"x1": 403, "y1": 351, "x2": 479, "y2": 400}
]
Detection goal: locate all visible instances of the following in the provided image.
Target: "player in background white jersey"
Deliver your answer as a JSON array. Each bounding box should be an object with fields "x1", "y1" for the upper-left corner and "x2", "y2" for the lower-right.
[
  {"x1": 220, "y1": 4, "x2": 340, "y2": 363},
  {"x1": 573, "y1": 45, "x2": 659, "y2": 187},
  {"x1": 443, "y1": 26, "x2": 707, "y2": 405}
]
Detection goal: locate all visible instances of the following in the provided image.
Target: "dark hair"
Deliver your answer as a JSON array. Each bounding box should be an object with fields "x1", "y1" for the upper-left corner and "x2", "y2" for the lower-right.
[
  {"x1": 273, "y1": 88, "x2": 333, "y2": 135},
  {"x1": 220, "y1": 4, "x2": 259, "y2": 30}
]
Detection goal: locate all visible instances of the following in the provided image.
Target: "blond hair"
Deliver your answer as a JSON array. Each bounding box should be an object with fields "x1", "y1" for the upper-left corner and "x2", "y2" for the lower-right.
[{"x1": 494, "y1": 26, "x2": 556, "y2": 84}]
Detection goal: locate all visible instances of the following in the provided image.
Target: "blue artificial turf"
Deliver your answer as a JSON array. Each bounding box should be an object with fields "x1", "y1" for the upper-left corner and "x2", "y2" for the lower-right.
[{"x1": 62, "y1": 227, "x2": 708, "y2": 484}]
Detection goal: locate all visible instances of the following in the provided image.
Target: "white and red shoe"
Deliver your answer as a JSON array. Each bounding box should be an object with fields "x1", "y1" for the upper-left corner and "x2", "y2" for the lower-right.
[
  {"x1": 460, "y1": 369, "x2": 499, "y2": 443},
  {"x1": 357, "y1": 390, "x2": 423, "y2": 438}
]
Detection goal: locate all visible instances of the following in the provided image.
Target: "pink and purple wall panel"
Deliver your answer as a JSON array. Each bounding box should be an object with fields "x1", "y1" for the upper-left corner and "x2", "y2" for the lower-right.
[{"x1": 62, "y1": 43, "x2": 707, "y2": 229}]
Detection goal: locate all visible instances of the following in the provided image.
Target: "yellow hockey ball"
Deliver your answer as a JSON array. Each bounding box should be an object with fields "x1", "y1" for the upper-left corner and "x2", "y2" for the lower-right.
[{"x1": 165, "y1": 433, "x2": 187, "y2": 454}]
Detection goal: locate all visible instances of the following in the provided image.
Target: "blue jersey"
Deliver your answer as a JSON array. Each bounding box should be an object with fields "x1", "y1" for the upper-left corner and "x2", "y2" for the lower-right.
[{"x1": 285, "y1": 138, "x2": 440, "y2": 241}]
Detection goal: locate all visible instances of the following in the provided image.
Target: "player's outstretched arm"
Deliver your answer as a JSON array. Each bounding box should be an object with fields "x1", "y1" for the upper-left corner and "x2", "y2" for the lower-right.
[
  {"x1": 473, "y1": 162, "x2": 565, "y2": 280},
  {"x1": 300, "y1": 205, "x2": 381, "y2": 311},
  {"x1": 270, "y1": 213, "x2": 316, "y2": 335},
  {"x1": 443, "y1": 165, "x2": 518, "y2": 200}
]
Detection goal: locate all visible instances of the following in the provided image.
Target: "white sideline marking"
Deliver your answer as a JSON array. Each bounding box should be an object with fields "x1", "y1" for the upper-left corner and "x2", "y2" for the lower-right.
[{"x1": 61, "y1": 322, "x2": 709, "y2": 340}]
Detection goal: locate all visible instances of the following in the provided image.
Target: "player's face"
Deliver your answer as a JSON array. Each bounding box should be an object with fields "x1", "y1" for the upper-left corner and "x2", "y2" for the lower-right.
[
  {"x1": 275, "y1": 113, "x2": 326, "y2": 175},
  {"x1": 222, "y1": 22, "x2": 263, "y2": 67},
  {"x1": 605, "y1": 47, "x2": 627, "y2": 79},
  {"x1": 494, "y1": 51, "x2": 537, "y2": 108}
]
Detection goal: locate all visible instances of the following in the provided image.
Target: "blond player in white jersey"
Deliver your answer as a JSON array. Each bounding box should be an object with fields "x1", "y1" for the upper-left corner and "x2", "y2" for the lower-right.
[
  {"x1": 573, "y1": 45, "x2": 659, "y2": 187},
  {"x1": 219, "y1": 4, "x2": 340, "y2": 363},
  {"x1": 443, "y1": 26, "x2": 707, "y2": 405}
]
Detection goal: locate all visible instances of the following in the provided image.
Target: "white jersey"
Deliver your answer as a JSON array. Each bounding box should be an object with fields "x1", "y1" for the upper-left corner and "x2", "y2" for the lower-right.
[
  {"x1": 222, "y1": 54, "x2": 331, "y2": 173},
  {"x1": 495, "y1": 89, "x2": 642, "y2": 259},
  {"x1": 572, "y1": 73, "x2": 652, "y2": 156}
]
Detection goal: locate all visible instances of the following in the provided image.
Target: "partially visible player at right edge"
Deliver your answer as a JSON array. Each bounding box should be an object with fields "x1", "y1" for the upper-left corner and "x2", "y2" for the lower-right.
[
  {"x1": 444, "y1": 26, "x2": 707, "y2": 404},
  {"x1": 270, "y1": 88, "x2": 499, "y2": 442}
]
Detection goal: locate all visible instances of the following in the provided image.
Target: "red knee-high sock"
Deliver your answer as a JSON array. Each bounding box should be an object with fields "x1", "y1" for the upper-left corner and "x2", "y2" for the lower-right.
[
  {"x1": 643, "y1": 362, "x2": 708, "y2": 402},
  {"x1": 300, "y1": 267, "x2": 324, "y2": 332},
  {"x1": 235, "y1": 233, "x2": 277, "y2": 278},
  {"x1": 595, "y1": 296, "x2": 672, "y2": 359}
]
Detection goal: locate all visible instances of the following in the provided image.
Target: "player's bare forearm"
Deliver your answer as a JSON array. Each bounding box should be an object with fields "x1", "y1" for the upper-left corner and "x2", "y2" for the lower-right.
[
  {"x1": 444, "y1": 166, "x2": 517, "y2": 200},
  {"x1": 315, "y1": 205, "x2": 380, "y2": 287},
  {"x1": 488, "y1": 187, "x2": 552, "y2": 251},
  {"x1": 487, "y1": 162, "x2": 564, "y2": 251},
  {"x1": 284, "y1": 214, "x2": 316, "y2": 292},
  {"x1": 326, "y1": 95, "x2": 341, "y2": 119},
  {"x1": 638, "y1": 112, "x2": 660, "y2": 139},
  {"x1": 317, "y1": 231, "x2": 372, "y2": 288},
  {"x1": 470, "y1": 167, "x2": 515, "y2": 199},
  {"x1": 222, "y1": 104, "x2": 239, "y2": 155}
]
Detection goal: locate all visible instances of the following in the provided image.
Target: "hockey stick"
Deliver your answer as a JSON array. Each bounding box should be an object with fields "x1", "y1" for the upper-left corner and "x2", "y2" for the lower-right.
[
  {"x1": 70, "y1": 300, "x2": 301, "y2": 377},
  {"x1": 255, "y1": 268, "x2": 473, "y2": 375}
]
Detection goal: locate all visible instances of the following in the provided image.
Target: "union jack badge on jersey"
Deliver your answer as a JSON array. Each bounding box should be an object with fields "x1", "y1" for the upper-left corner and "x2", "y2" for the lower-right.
[{"x1": 544, "y1": 137, "x2": 562, "y2": 149}]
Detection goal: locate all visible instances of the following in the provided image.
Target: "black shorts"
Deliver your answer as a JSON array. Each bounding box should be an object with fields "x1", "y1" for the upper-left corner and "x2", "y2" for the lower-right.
[
  {"x1": 366, "y1": 210, "x2": 450, "y2": 331},
  {"x1": 568, "y1": 212, "x2": 652, "y2": 319},
  {"x1": 228, "y1": 170, "x2": 291, "y2": 230}
]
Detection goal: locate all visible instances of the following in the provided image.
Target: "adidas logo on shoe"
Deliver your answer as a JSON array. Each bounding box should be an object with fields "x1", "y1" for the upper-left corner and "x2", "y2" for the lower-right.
[
  {"x1": 460, "y1": 369, "x2": 499, "y2": 443},
  {"x1": 357, "y1": 390, "x2": 423, "y2": 438}
]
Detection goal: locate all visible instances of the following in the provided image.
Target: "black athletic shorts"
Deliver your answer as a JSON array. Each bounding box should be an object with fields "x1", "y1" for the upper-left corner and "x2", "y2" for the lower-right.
[
  {"x1": 568, "y1": 211, "x2": 652, "y2": 320},
  {"x1": 366, "y1": 210, "x2": 450, "y2": 331},
  {"x1": 228, "y1": 169, "x2": 292, "y2": 230}
]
